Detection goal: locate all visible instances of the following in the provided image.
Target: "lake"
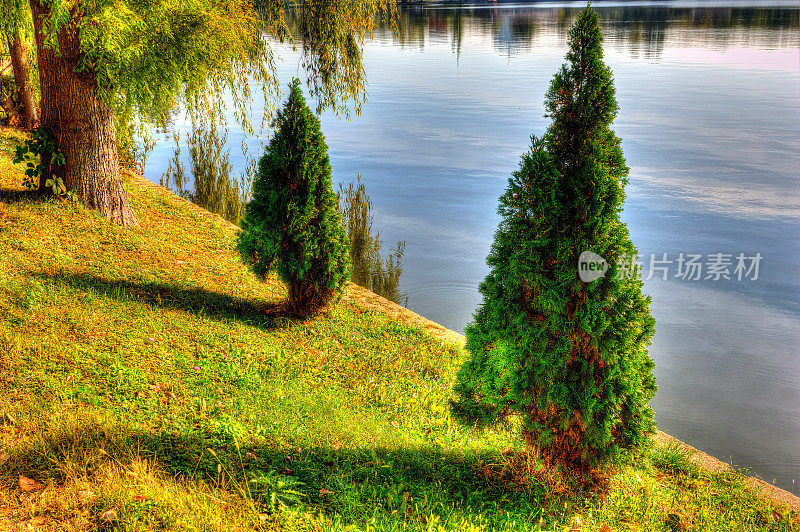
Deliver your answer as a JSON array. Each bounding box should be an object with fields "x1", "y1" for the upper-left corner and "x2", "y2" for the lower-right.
[{"x1": 143, "y1": 0, "x2": 800, "y2": 494}]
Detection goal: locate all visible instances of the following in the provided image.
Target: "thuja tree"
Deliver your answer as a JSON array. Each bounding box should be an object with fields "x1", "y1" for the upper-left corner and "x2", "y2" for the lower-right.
[
  {"x1": 451, "y1": 7, "x2": 657, "y2": 485},
  {"x1": 238, "y1": 79, "x2": 350, "y2": 317},
  {"x1": 26, "y1": 0, "x2": 390, "y2": 226}
]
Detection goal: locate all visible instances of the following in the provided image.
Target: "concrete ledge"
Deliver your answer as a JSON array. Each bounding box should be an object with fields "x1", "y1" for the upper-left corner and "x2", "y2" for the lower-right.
[{"x1": 655, "y1": 431, "x2": 799, "y2": 511}]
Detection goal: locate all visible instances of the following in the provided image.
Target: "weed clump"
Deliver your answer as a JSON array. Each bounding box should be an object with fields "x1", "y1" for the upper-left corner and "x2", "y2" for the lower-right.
[
  {"x1": 338, "y1": 175, "x2": 406, "y2": 305},
  {"x1": 160, "y1": 122, "x2": 251, "y2": 225}
]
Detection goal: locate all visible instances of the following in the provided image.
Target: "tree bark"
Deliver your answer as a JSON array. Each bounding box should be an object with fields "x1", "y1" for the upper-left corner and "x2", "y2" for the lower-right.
[
  {"x1": 1, "y1": 60, "x2": 21, "y2": 126},
  {"x1": 6, "y1": 30, "x2": 38, "y2": 130},
  {"x1": 29, "y1": 0, "x2": 138, "y2": 226}
]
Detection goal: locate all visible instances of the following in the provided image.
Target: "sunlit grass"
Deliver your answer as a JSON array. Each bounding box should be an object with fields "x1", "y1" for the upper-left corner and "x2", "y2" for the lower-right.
[{"x1": 0, "y1": 126, "x2": 796, "y2": 530}]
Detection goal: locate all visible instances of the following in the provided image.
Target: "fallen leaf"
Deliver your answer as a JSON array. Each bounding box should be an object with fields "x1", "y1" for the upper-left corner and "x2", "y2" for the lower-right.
[
  {"x1": 18, "y1": 475, "x2": 42, "y2": 493},
  {"x1": 100, "y1": 508, "x2": 117, "y2": 523},
  {"x1": 599, "y1": 524, "x2": 613, "y2": 532},
  {"x1": 0, "y1": 451, "x2": 9, "y2": 466},
  {"x1": 77, "y1": 489, "x2": 95, "y2": 503},
  {"x1": 382, "y1": 331, "x2": 390, "y2": 340},
  {"x1": 666, "y1": 513, "x2": 685, "y2": 531},
  {"x1": 319, "y1": 488, "x2": 334, "y2": 496},
  {"x1": 23, "y1": 515, "x2": 47, "y2": 526},
  {"x1": 771, "y1": 510, "x2": 783, "y2": 523},
  {"x1": 133, "y1": 494, "x2": 149, "y2": 502}
]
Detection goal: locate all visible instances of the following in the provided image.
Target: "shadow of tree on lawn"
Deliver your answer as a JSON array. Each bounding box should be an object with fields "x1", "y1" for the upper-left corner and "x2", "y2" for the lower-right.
[
  {"x1": 3, "y1": 417, "x2": 562, "y2": 529},
  {"x1": 33, "y1": 271, "x2": 308, "y2": 330},
  {"x1": 0, "y1": 186, "x2": 42, "y2": 204}
]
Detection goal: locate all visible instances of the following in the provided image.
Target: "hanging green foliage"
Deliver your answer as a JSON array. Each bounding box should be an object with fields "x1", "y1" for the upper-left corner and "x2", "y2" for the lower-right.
[{"x1": 31, "y1": 0, "x2": 393, "y2": 129}]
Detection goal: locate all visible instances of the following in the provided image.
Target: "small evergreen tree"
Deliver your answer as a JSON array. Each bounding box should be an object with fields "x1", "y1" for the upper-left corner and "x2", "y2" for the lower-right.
[
  {"x1": 451, "y1": 6, "x2": 657, "y2": 486},
  {"x1": 238, "y1": 79, "x2": 350, "y2": 316}
]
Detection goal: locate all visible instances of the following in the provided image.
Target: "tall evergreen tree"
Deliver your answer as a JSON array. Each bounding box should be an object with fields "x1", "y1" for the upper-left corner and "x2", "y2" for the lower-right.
[
  {"x1": 238, "y1": 79, "x2": 350, "y2": 317},
  {"x1": 451, "y1": 7, "x2": 657, "y2": 485}
]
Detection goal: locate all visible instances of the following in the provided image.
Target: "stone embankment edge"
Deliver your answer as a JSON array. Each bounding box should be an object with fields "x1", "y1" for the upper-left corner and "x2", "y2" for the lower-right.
[{"x1": 127, "y1": 171, "x2": 800, "y2": 512}]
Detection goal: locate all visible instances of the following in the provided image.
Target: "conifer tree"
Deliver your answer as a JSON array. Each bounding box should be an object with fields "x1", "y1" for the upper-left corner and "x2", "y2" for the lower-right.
[
  {"x1": 238, "y1": 79, "x2": 350, "y2": 317},
  {"x1": 451, "y1": 7, "x2": 657, "y2": 485}
]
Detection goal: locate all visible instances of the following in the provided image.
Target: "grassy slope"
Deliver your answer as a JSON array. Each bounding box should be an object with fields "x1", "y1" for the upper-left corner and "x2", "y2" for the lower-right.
[{"x1": 0, "y1": 126, "x2": 796, "y2": 531}]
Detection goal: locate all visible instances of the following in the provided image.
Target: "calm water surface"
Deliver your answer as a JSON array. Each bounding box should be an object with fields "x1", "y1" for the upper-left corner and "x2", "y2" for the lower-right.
[{"x1": 144, "y1": 1, "x2": 800, "y2": 494}]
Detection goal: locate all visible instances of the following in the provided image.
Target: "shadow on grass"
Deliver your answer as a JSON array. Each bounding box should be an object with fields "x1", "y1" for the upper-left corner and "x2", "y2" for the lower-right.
[
  {"x1": 0, "y1": 186, "x2": 43, "y2": 204},
  {"x1": 32, "y1": 271, "x2": 304, "y2": 330},
  {"x1": 3, "y1": 418, "x2": 558, "y2": 528},
  {"x1": 148, "y1": 438, "x2": 555, "y2": 525}
]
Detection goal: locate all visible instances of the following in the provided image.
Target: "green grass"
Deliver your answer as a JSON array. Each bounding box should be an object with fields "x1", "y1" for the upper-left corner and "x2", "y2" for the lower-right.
[{"x1": 0, "y1": 125, "x2": 797, "y2": 531}]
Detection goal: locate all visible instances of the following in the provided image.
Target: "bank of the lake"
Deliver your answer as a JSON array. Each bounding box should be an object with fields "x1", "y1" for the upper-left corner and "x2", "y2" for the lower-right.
[
  {"x1": 0, "y1": 127, "x2": 797, "y2": 530},
  {"x1": 142, "y1": 1, "x2": 800, "y2": 495}
]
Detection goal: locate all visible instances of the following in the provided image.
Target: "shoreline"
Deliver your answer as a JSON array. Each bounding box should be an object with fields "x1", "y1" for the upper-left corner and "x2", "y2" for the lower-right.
[{"x1": 129, "y1": 170, "x2": 800, "y2": 511}]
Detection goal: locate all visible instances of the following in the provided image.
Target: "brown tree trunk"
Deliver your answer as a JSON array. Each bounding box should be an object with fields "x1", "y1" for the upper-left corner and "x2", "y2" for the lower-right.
[
  {"x1": 29, "y1": 0, "x2": 138, "y2": 226},
  {"x1": 7, "y1": 30, "x2": 38, "y2": 130},
  {"x1": 1, "y1": 61, "x2": 21, "y2": 126},
  {"x1": 288, "y1": 276, "x2": 334, "y2": 318}
]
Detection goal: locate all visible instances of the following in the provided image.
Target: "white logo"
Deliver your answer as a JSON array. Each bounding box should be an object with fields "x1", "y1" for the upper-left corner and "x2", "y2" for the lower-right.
[{"x1": 578, "y1": 250, "x2": 608, "y2": 282}]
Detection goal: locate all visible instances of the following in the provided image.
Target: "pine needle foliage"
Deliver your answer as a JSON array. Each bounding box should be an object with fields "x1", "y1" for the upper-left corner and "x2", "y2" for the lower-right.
[
  {"x1": 450, "y1": 6, "x2": 657, "y2": 487},
  {"x1": 237, "y1": 79, "x2": 350, "y2": 317}
]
